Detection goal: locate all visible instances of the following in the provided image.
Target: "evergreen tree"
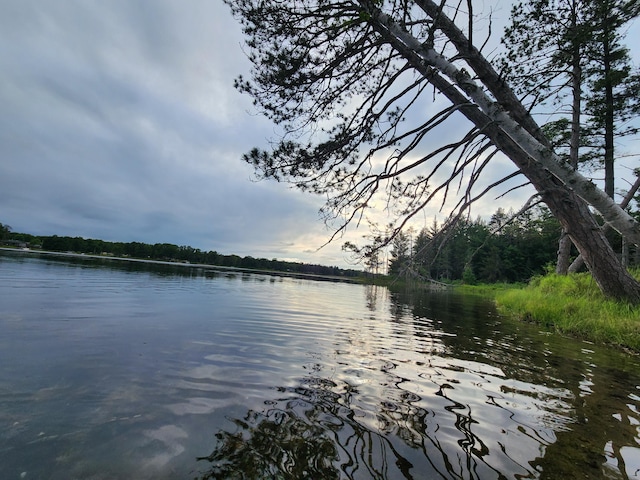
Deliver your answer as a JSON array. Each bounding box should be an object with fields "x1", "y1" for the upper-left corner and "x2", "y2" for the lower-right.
[
  {"x1": 0, "y1": 223, "x2": 11, "y2": 242},
  {"x1": 388, "y1": 231, "x2": 410, "y2": 276},
  {"x1": 582, "y1": 0, "x2": 640, "y2": 197},
  {"x1": 502, "y1": 0, "x2": 640, "y2": 273}
]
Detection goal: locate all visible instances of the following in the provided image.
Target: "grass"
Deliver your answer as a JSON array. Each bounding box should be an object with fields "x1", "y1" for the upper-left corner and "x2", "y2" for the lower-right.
[
  {"x1": 455, "y1": 282, "x2": 524, "y2": 296},
  {"x1": 493, "y1": 270, "x2": 640, "y2": 353}
]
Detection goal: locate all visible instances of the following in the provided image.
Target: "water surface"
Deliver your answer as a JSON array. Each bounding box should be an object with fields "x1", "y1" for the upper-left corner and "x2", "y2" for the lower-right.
[{"x1": 1, "y1": 251, "x2": 640, "y2": 479}]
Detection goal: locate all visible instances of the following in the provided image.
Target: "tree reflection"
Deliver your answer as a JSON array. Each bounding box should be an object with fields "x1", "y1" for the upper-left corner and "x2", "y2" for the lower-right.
[
  {"x1": 385, "y1": 287, "x2": 640, "y2": 479},
  {"x1": 194, "y1": 370, "x2": 543, "y2": 479},
  {"x1": 194, "y1": 377, "x2": 412, "y2": 479},
  {"x1": 195, "y1": 399, "x2": 341, "y2": 479},
  {"x1": 194, "y1": 288, "x2": 640, "y2": 480}
]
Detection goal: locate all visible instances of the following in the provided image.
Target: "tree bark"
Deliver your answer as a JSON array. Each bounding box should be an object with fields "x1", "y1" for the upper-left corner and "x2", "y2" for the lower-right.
[
  {"x1": 622, "y1": 237, "x2": 629, "y2": 268},
  {"x1": 569, "y1": 174, "x2": 640, "y2": 273},
  {"x1": 568, "y1": 255, "x2": 585, "y2": 273},
  {"x1": 556, "y1": 233, "x2": 573, "y2": 274}
]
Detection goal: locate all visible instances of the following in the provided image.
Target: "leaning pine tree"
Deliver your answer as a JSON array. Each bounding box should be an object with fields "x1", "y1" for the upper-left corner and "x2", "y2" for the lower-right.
[{"x1": 224, "y1": 0, "x2": 640, "y2": 303}]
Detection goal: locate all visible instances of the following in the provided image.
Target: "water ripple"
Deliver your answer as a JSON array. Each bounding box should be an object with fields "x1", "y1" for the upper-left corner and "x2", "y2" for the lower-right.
[{"x1": 2, "y1": 252, "x2": 640, "y2": 479}]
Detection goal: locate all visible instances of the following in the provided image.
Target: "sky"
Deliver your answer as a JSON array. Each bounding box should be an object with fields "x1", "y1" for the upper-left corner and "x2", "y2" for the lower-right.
[{"x1": 0, "y1": 1, "x2": 637, "y2": 269}]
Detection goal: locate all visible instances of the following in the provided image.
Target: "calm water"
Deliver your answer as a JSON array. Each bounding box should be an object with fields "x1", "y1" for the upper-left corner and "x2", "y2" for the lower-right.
[{"x1": 2, "y1": 251, "x2": 640, "y2": 479}]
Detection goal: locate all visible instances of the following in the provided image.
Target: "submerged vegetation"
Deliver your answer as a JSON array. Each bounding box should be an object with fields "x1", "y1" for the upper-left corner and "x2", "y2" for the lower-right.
[{"x1": 494, "y1": 271, "x2": 640, "y2": 352}]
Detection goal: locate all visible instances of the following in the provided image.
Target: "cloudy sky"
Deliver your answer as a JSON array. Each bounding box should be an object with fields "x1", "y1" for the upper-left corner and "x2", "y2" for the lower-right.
[{"x1": 1, "y1": 1, "x2": 637, "y2": 268}]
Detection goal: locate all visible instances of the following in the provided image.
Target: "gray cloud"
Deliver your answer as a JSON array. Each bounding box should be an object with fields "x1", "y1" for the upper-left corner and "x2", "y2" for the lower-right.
[{"x1": 0, "y1": 0, "x2": 352, "y2": 265}]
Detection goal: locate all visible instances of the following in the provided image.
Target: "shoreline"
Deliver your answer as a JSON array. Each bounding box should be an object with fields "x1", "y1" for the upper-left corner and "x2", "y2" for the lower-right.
[{"x1": 0, "y1": 247, "x2": 361, "y2": 284}]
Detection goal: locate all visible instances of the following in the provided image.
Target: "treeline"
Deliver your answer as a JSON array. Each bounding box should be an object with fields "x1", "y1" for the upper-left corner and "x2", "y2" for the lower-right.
[
  {"x1": 388, "y1": 205, "x2": 640, "y2": 285},
  {"x1": 5, "y1": 206, "x2": 638, "y2": 284},
  {"x1": 0, "y1": 225, "x2": 361, "y2": 278}
]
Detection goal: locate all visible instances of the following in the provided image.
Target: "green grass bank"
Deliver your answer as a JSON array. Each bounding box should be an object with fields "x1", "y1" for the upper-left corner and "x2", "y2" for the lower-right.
[{"x1": 490, "y1": 271, "x2": 640, "y2": 353}]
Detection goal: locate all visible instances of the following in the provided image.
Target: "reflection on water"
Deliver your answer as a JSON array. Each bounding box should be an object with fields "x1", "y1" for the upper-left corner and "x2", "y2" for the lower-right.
[
  {"x1": 2, "y1": 251, "x2": 640, "y2": 479},
  {"x1": 193, "y1": 293, "x2": 573, "y2": 479},
  {"x1": 195, "y1": 369, "x2": 561, "y2": 479}
]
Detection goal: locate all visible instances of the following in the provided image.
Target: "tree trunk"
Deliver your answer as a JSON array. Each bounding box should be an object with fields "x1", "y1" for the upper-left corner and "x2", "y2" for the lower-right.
[
  {"x1": 602, "y1": 5, "x2": 616, "y2": 198},
  {"x1": 491, "y1": 119, "x2": 640, "y2": 302},
  {"x1": 569, "y1": 174, "x2": 640, "y2": 273},
  {"x1": 557, "y1": 5, "x2": 583, "y2": 274},
  {"x1": 556, "y1": 233, "x2": 573, "y2": 274},
  {"x1": 568, "y1": 255, "x2": 585, "y2": 273},
  {"x1": 539, "y1": 180, "x2": 640, "y2": 303},
  {"x1": 622, "y1": 237, "x2": 629, "y2": 268}
]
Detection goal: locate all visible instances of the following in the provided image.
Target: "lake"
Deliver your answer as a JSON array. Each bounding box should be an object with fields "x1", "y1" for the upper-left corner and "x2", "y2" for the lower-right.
[{"x1": 1, "y1": 250, "x2": 640, "y2": 479}]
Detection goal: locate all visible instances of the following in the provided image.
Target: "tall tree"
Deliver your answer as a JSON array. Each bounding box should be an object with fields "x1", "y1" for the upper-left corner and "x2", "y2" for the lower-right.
[
  {"x1": 502, "y1": 0, "x2": 640, "y2": 272},
  {"x1": 0, "y1": 222, "x2": 11, "y2": 242},
  {"x1": 388, "y1": 230, "x2": 410, "y2": 277},
  {"x1": 502, "y1": 0, "x2": 588, "y2": 274},
  {"x1": 226, "y1": 0, "x2": 640, "y2": 302},
  {"x1": 582, "y1": 0, "x2": 640, "y2": 198}
]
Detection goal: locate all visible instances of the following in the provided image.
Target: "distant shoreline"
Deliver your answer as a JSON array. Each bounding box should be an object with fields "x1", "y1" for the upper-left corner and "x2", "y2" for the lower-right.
[{"x1": 0, "y1": 247, "x2": 362, "y2": 284}]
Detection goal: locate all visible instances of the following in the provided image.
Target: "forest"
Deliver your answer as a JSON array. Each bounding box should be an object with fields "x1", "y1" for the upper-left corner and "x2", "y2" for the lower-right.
[
  {"x1": 4, "y1": 198, "x2": 637, "y2": 285},
  {"x1": 387, "y1": 204, "x2": 639, "y2": 284},
  {"x1": 0, "y1": 222, "x2": 360, "y2": 278}
]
